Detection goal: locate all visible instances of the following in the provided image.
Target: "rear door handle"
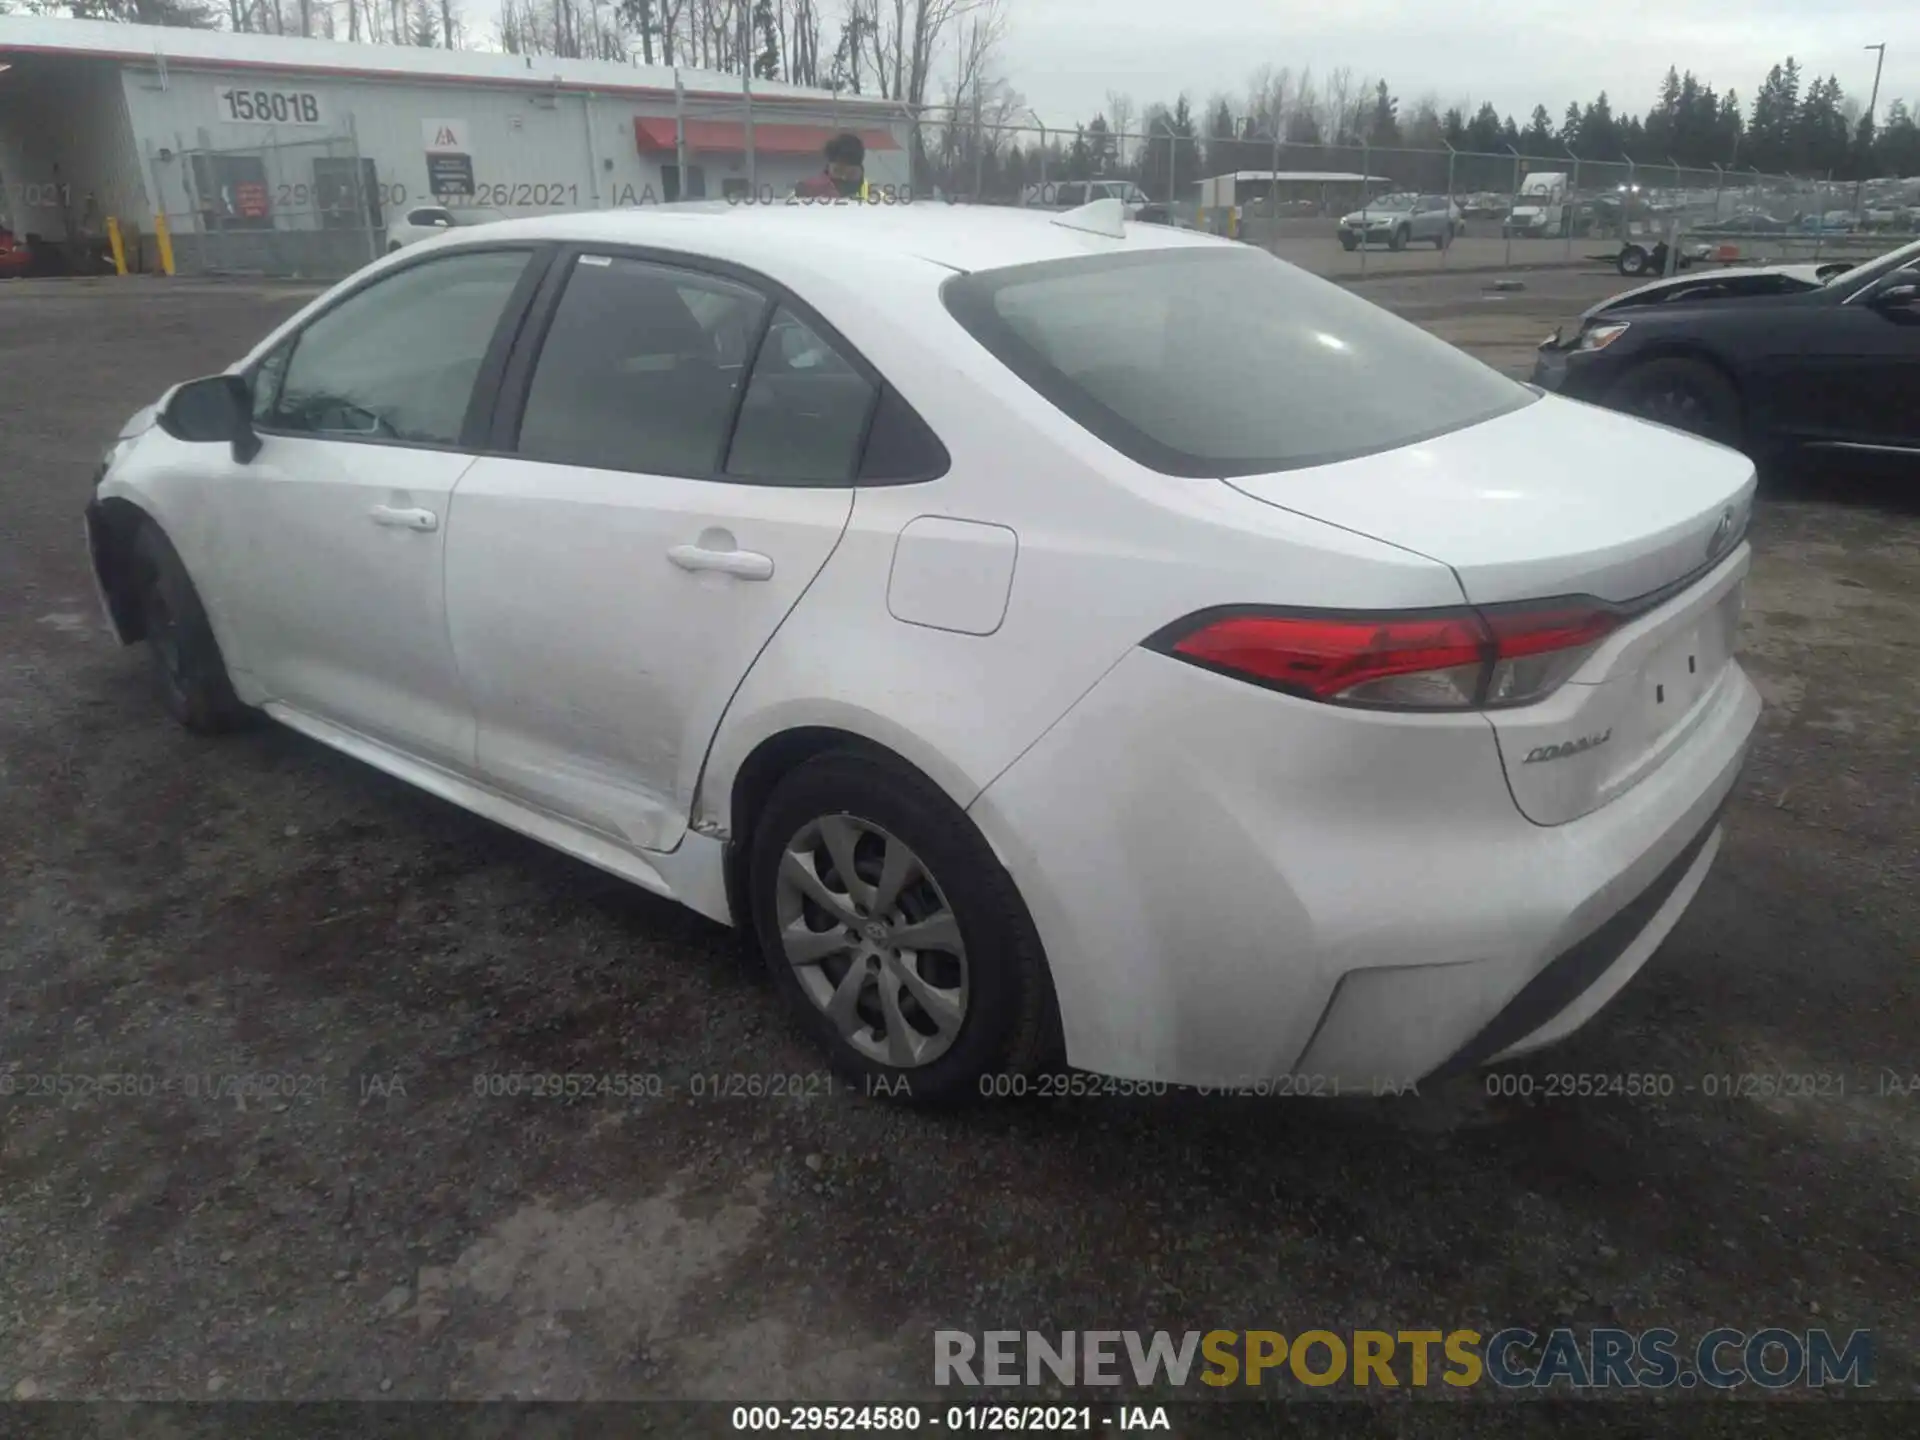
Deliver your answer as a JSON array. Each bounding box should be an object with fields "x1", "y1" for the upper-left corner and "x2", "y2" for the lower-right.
[
  {"x1": 667, "y1": 544, "x2": 774, "y2": 581},
  {"x1": 369, "y1": 505, "x2": 439, "y2": 532}
]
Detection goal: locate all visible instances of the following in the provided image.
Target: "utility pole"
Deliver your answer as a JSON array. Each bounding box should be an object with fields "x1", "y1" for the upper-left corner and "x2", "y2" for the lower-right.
[{"x1": 1853, "y1": 43, "x2": 1887, "y2": 215}]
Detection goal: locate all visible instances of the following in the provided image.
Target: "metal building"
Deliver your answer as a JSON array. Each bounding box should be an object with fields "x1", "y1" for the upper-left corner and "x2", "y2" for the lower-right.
[{"x1": 0, "y1": 16, "x2": 910, "y2": 277}]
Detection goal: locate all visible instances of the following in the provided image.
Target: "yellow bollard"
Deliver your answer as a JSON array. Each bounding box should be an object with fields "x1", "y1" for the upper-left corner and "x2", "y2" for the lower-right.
[
  {"x1": 152, "y1": 210, "x2": 176, "y2": 276},
  {"x1": 106, "y1": 217, "x2": 128, "y2": 276}
]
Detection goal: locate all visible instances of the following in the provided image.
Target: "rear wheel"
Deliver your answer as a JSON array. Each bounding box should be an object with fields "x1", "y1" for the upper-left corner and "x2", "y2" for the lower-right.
[
  {"x1": 1617, "y1": 243, "x2": 1651, "y2": 276},
  {"x1": 1609, "y1": 357, "x2": 1744, "y2": 449},
  {"x1": 748, "y1": 750, "x2": 1057, "y2": 1103},
  {"x1": 133, "y1": 523, "x2": 252, "y2": 733}
]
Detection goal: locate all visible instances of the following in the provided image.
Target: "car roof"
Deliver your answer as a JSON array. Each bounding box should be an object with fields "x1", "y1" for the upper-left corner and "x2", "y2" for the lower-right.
[{"x1": 429, "y1": 201, "x2": 1226, "y2": 277}]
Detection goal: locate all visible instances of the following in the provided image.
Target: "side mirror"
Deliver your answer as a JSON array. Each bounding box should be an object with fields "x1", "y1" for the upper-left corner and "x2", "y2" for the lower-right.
[
  {"x1": 1872, "y1": 281, "x2": 1919, "y2": 311},
  {"x1": 161, "y1": 374, "x2": 260, "y2": 463}
]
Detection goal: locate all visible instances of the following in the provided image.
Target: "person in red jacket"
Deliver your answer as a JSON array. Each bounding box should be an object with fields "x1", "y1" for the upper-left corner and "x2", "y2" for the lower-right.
[{"x1": 793, "y1": 132, "x2": 870, "y2": 200}]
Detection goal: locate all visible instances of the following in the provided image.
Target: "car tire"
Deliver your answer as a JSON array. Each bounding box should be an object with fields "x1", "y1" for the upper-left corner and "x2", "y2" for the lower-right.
[
  {"x1": 1388, "y1": 226, "x2": 1408, "y2": 251},
  {"x1": 1617, "y1": 244, "x2": 1651, "y2": 276},
  {"x1": 132, "y1": 523, "x2": 252, "y2": 734},
  {"x1": 1435, "y1": 228, "x2": 1451, "y2": 250},
  {"x1": 1609, "y1": 357, "x2": 1744, "y2": 450},
  {"x1": 1339, "y1": 235, "x2": 1358, "y2": 252},
  {"x1": 748, "y1": 749, "x2": 1059, "y2": 1104}
]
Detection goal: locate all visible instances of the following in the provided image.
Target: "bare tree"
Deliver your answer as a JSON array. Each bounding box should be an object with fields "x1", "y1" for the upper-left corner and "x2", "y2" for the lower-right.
[
  {"x1": 1322, "y1": 66, "x2": 1354, "y2": 147},
  {"x1": 1104, "y1": 90, "x2": 1135, "y2": 167}
]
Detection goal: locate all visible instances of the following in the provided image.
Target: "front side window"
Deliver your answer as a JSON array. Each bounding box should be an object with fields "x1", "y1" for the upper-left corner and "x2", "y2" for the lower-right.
[
  {"x1": 516, "y1": 255, "x2": 768, "y2": 475},
  {"x1": 725, "y1": 307, "x2": 877, "y2": 484},
  {"x1": 266, "y1": 248, "x2": 532, "y2": 445},
  {"x1": 943, "y1": 247, "x2": 1534, "y2": 477}
]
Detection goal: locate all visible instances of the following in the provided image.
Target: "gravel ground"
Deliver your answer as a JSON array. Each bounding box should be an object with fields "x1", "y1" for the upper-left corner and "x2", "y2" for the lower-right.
[{"x1": 1, "y1": 274, "x2": 1916, "y2": 1420}]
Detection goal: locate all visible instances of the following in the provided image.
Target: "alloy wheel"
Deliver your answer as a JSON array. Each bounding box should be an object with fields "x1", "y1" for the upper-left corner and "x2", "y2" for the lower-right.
[
  {"x1": 1631, "y1": 383, "x2": 1711, "y2": 435},
  {"x1": 774, "y1": 813, "x2": 968, "y2": 1068}
]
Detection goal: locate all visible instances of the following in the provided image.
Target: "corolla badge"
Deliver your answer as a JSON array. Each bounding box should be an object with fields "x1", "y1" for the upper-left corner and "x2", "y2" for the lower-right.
[
  {"x1": 1523, "y1": 729, "x2": 1612, "y2": 764},
  {"x1": 1706, "y1": 507, "x2": 1736, "y2": 560}
]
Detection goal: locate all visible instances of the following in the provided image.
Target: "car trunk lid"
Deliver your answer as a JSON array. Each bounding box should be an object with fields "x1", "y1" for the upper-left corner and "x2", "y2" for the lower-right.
[{"x1": 1221, "y1": 395, "x2": 1757, "y2": 823}]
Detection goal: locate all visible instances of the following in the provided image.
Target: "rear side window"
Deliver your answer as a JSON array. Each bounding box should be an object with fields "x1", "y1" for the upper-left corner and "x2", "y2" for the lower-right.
[
  {"x1": 516, "y1": 254, "x2": 767, "y2": 475},
  {"x1": 942, "y1": 248, "x2": 1534, "y2": 477},
  {"x1": 725, "y1": 307, "x2": 877, "y2": 484}
]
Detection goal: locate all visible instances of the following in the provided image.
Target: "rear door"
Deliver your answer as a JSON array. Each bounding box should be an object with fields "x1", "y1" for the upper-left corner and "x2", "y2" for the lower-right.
[{"x1": 443, "y1": 250, "x2": 868, "y2": 852}]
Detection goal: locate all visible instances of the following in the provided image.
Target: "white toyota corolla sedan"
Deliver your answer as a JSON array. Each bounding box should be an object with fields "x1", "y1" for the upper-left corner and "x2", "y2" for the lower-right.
[{"x1": 85, "y1": 199, "x2": 1760, "y2": 1101}]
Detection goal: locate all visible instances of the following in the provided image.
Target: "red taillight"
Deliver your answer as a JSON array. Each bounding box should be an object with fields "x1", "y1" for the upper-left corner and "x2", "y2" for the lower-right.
[{"x1": 1151, "y1": 602, "x2": 1621, "y2": 710}]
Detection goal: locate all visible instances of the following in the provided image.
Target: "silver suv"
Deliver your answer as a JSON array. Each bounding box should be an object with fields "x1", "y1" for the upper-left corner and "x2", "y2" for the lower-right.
[{"x1": 1338, "y1": 193, "x2": 1462, "y2": 251}]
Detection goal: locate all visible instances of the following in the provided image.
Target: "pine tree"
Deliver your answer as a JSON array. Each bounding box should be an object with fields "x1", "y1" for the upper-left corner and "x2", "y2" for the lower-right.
[
  {"x1": 1521, "y1": 105, "x2": 1555, "y2": 154},
  {"x1": 1367, "y1": 80, "x2": 1400, "y2": 148}
]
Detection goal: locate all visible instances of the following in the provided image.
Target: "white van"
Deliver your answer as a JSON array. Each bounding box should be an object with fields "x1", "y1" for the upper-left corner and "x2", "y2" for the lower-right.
[
  {"x1": 1504, "y1": 172, "x2": 1568, "y2": 237},
  {"x1": 1021, "y1": 179, "x2": 1149, "y2": 215}
]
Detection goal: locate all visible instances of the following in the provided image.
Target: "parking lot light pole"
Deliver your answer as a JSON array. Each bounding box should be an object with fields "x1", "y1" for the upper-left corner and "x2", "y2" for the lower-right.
[
  {"x1": 1361, "y1": 138, "x2": 1371, "y2": 276},
  {"x1": 1442, "y1": 141, "x2": 1455, "y2": 269},
  {"x1": 1621, "y1": 152, "x2": 1637, "y2": 248},
  {"x1": 1853, "y1": 44, "x2": 1887, "y2": 217},
  {"x1": 1504, "y1": 144, "x2": 1520, "y2": 271},
  {"x1": 1564, "y1": 142, "x2": 1580, "y2": 262}
]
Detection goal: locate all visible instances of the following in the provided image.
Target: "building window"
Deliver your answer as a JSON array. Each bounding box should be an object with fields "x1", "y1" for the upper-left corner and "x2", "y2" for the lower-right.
[
  {"x1": 190, "y1": 153, "x2": 274, "y2": 231},
  {"x1": 661, "y1": 164, "x2": 707, "y2": 202}
]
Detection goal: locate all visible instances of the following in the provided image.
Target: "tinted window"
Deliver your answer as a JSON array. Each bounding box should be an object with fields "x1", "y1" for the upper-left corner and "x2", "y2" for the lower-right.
[
  {"x1": 726, "y1": 307, "x2": 876, "y2": 484},
  {"x1": 251, "y1": 341, "x2": 291, "y2": 422},
  {"x1": 1055, "y1": 184, "x2": 1086, "y2": 206},
  {"x1": 517, "y1": 255, "x2": 767, "y2": 475},
  {"x1": 407, "y1": 207, "x2": 454, "y2": 226},
  {"x1": 943, "y1": 248, "x2": 1534, "y2": 477},
  {"x1": 859, "y1": 386, "x2": 951, "y2": 483},
  {"x1": 267, "y1": 248, "x2": 531, "y2": 445}
]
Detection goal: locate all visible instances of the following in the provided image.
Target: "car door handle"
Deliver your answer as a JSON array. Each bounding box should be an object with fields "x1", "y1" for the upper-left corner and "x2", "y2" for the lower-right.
[
  {"x1": 369, "y1": 505, "x2": 439, "y2": 532},
  {"x1": 667, "y1": 544, "x2": 774, "y2": 580}
]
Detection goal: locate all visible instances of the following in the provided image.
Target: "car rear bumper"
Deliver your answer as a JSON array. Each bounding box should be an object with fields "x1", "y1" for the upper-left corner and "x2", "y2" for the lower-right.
[{"x1": 968, "y1": 646, "x2": 1759, "y2": 1090}]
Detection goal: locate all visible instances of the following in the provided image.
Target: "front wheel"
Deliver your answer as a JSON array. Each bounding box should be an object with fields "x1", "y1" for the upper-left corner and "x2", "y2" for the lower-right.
[
  {"x1": 1339, "y1": 234, "x2": 1359, "y2": 252},
  {"x1": 1388, "y1": 226, "x2": 1408, "y2": 251},
  {"x1": 1609, "y1": 357, "x2": 1744, "y2": 449},
  {"x1": 749, "y1": 751, "x2": 1058, "y2": 1103},
  {"x1": 1617, "y1": 243, "x2": 1651, "y2": 276},
  {"x1": 133, "y1": 523, "x2": 252, "y2": 733}
]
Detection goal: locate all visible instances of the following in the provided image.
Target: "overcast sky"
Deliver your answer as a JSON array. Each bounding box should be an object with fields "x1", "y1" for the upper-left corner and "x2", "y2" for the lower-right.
[{"x1": 1002, "y1": 0, "x2": 1916, "y2": 135}]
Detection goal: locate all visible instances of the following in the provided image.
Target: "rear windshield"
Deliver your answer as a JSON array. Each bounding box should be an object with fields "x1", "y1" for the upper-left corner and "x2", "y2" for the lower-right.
[{"x1": 942, "y1": 247, "x2": 1534, "y2": 477}]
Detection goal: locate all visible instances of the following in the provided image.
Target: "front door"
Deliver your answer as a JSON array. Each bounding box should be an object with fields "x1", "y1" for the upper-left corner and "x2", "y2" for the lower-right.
[
  {"x1": 1773, "y1": 260, "x2": 1920, "y2": 456},
  {"x1": 445, "y1": 252, "x2": 872, "y2": 851},
  {"x1": 215, "y1": 246, "x2": 540, "y2": 769}
]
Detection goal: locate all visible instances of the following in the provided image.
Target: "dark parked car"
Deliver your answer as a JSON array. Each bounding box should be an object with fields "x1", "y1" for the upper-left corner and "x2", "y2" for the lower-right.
[{"x1": 1532, "y1": 237, "x2": 1920, "y2": 465}]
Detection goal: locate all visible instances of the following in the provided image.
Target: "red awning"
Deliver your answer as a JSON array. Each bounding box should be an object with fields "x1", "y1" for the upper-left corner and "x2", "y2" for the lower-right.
[{"x1": 634, "y1": 118, "x2": 898, "y2": 156}]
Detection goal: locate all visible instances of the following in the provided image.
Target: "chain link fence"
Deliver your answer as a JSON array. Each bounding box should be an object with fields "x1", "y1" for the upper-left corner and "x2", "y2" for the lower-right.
[
  {"x1": 121, "y1": 100, "x2": 1918, "y2": 282},
  {"x1": 911, "y1": 113, "x2": 1919, "y2": 276},
  {"x1": 144, "y1": 125, "x2": 389, "y2": 280}
]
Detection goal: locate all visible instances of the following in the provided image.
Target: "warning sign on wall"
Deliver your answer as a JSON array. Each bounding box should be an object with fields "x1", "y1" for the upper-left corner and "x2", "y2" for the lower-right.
[{"x1": 422, "y1": 118, "x2": 471, "y2": 153}]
